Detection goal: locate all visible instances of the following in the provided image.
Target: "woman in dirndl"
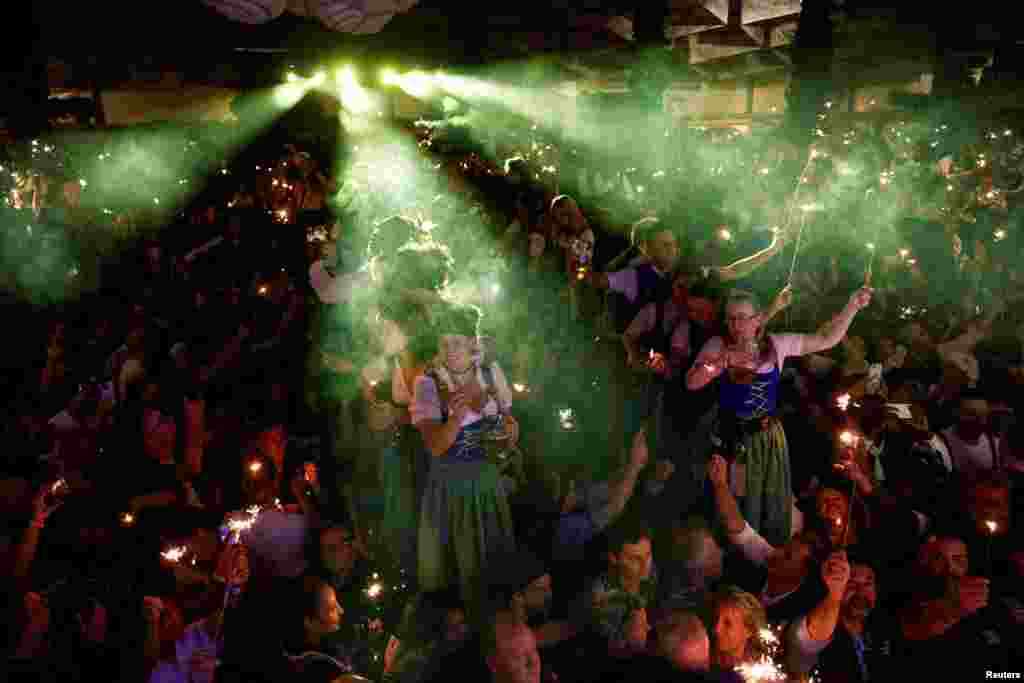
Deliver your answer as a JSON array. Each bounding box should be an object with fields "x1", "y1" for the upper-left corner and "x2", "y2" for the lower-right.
[
  {"x1": 686, "y1": 286, "x2": 872, "y2": 547},
  {"x1": 411, "y1": 302, "x2": 519, "y2": 615},
  {"x1": 364, "y1": 242, "x2": 452, "y2": 573}
]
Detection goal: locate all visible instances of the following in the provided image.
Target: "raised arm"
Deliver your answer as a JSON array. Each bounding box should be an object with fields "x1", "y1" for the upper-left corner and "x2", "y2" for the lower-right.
[
  {"x1": 786, "y1": 551, "x2": 850, "y2": 675},
  {"x1": 792, "y1": 287, "x2": 872, "y2": 357},
  {"x1": 715, "y1": 230, "x2": 787, "y2": 282},
  {"x1": 760, "y1": 285, "x2": 794, "y2": 328},
  {"x1": 605, "y1": 429, "x2": 651, "y2": 523}
]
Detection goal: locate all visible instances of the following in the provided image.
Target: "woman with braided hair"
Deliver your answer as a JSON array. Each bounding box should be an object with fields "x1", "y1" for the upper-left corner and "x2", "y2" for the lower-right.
[
  {"x1": 361, "y1": 237, "x2": 453, "y2": 573},
  {"x1": 411, "y1": 302, "x2": 519, "y2": 615}
]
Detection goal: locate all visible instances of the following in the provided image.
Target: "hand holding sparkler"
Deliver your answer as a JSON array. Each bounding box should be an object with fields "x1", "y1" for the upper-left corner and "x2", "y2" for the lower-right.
[
  {"x1": 848, "y1": 287, "x2": 873, "y2": 312},
  {"x1": 31, "y1": 481, "x2": 63, "y2": 528},
  {"x1": 646, "y1": 350, "x2": 667, "y2": 375}
]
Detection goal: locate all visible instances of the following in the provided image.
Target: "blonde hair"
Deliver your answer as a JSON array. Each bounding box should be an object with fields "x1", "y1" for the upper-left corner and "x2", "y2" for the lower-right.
[{"x1": 709, "y1": 586, "x2": 767, "y2": 658}]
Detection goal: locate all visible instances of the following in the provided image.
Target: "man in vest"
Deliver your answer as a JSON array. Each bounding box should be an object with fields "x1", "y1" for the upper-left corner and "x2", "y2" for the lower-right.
[{"x1": 585, "y1": 218, "x2": 789, "y2": 461}]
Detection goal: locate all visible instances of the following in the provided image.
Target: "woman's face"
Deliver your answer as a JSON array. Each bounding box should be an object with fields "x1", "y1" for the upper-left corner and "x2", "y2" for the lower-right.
[
  {"x1": 441, "y1": 335, "x2": 475, "y2": 374},
  {"x1": 815, "y1": 488, "x2": 850, "y2": 529},
  {"x1": 553, "y1": 200, "x2": 580, "y2": 229},
  {"x1": 713, "y1": 604, "x2": 750, "y2": 662},
  {"x1": 726, "y1": 301, "x2": 760, "y2": 344}
]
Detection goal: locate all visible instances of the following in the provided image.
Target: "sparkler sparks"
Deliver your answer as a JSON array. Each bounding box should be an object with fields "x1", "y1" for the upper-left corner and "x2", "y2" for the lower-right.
[
  {"x1": 836, "y1": 394, "x2": 851, "y2": 411},
  {"x1": 161, "y1": 545, "x2": 188, "y2": 563},
  {"x1": 985, "y1": 520, "x2": 998, "y2": 534},
  {"x1": 839, "y1": 431, "x2": 858, "y2": 447},
  {"x1": 736, "y1": 657, "x2": 786, "y2": 681}
]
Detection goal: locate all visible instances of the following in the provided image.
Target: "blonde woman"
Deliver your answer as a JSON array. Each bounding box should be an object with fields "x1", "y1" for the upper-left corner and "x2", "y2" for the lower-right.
[
  {"x1": 707, "y1": 586, "x2": 768, "y2": 671},
  {"x1": 412, "y1": 303, "x2": 518, "y2": 615}
]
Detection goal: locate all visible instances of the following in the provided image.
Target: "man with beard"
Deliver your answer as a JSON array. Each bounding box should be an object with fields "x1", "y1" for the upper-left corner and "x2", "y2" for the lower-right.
[
  {"x1": 787, "y1": 556, "x2": 896, "y2": 682},
  {"x1": 894, "y1": 532, "x2": 1016, "y2": 678},
  {"x1": 939, "y1": 390, "x2": 1023, "y2": 476}
]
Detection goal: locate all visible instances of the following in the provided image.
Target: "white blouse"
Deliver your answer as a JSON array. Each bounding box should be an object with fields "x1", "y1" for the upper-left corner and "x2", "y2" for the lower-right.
[{"x1": 411, "y1": 362, "x2": 513, "y2": 427}]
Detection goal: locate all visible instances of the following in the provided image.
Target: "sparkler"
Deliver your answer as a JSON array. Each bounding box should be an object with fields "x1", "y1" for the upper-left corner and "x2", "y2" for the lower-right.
[
  {"x1": 836, "y1": 394, "x2": 851, "y2": 411},
  {"x1": 161, "y1": 545, "x2": 188, "y2": 563},
  {"x1": 736, "y1": 657, "x2": 787, "y2": 681},
  {"x1": 737, "y1": 628, "x2": 786, "y2": 681},
  {"x1": 984, "y1": 520, "x2": 998, "y2": 575},
  {"x1": 120, "y1": 512, "x2": 135, "y2": 527}
]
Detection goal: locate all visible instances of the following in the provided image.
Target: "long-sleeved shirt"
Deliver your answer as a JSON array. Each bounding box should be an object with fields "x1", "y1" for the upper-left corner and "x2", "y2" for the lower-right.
[{"x1": 309, "y1": 260, "x2": 371, "y2": 305}]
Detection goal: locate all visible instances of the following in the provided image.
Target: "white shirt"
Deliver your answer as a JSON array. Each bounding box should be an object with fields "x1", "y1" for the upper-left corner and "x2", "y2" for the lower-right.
[
  {"x1": 730, "y1": 522, "x2": 775, "y2": 568},
  {"x1": 308, "y1": 260, "x2": 371, "y2": 305},
  {"x1": 411, "y1": 362, "x2": 513, "y2": 427}
]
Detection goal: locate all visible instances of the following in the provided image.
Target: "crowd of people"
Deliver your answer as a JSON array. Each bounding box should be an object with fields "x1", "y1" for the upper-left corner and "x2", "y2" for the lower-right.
[{"x1": 2, "y1": 109, "x2": 1024, "y2": 683}]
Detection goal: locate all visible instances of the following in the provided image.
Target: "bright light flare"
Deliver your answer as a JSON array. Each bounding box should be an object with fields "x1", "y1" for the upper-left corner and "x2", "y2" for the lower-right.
[
  {"x1": 248, "y1": 461, "x2": 263, "y2": 475},
  {"x1": 836, "y1": 394, "x2": 851, "y2": 411},
  {"x1": 366, "y1": 582, "x2": 384, "y2": 599},
  {"x1": 736, "y1": 657, "x2": 786, "y2": 681},
  {"x1": 338, "y1": 66, "x2": 373, "y2": 114},
  {"x1": 986, "y1": 520, "x2": 998, "y2": 534},
  {"x1": 398, "y1": 71, "x2": 436, "y2": 99},
  {"x1": 839, "y1": 430, "x2": 858, "y2": 446}
]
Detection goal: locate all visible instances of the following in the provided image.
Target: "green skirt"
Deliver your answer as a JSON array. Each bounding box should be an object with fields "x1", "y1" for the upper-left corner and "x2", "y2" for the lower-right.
[
  {"x1": 735, "y1": 417, "x2": 792, "y2": 548},
  {"x1": 417, "y1": 457, "x2": 516, "y2": 614}
]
